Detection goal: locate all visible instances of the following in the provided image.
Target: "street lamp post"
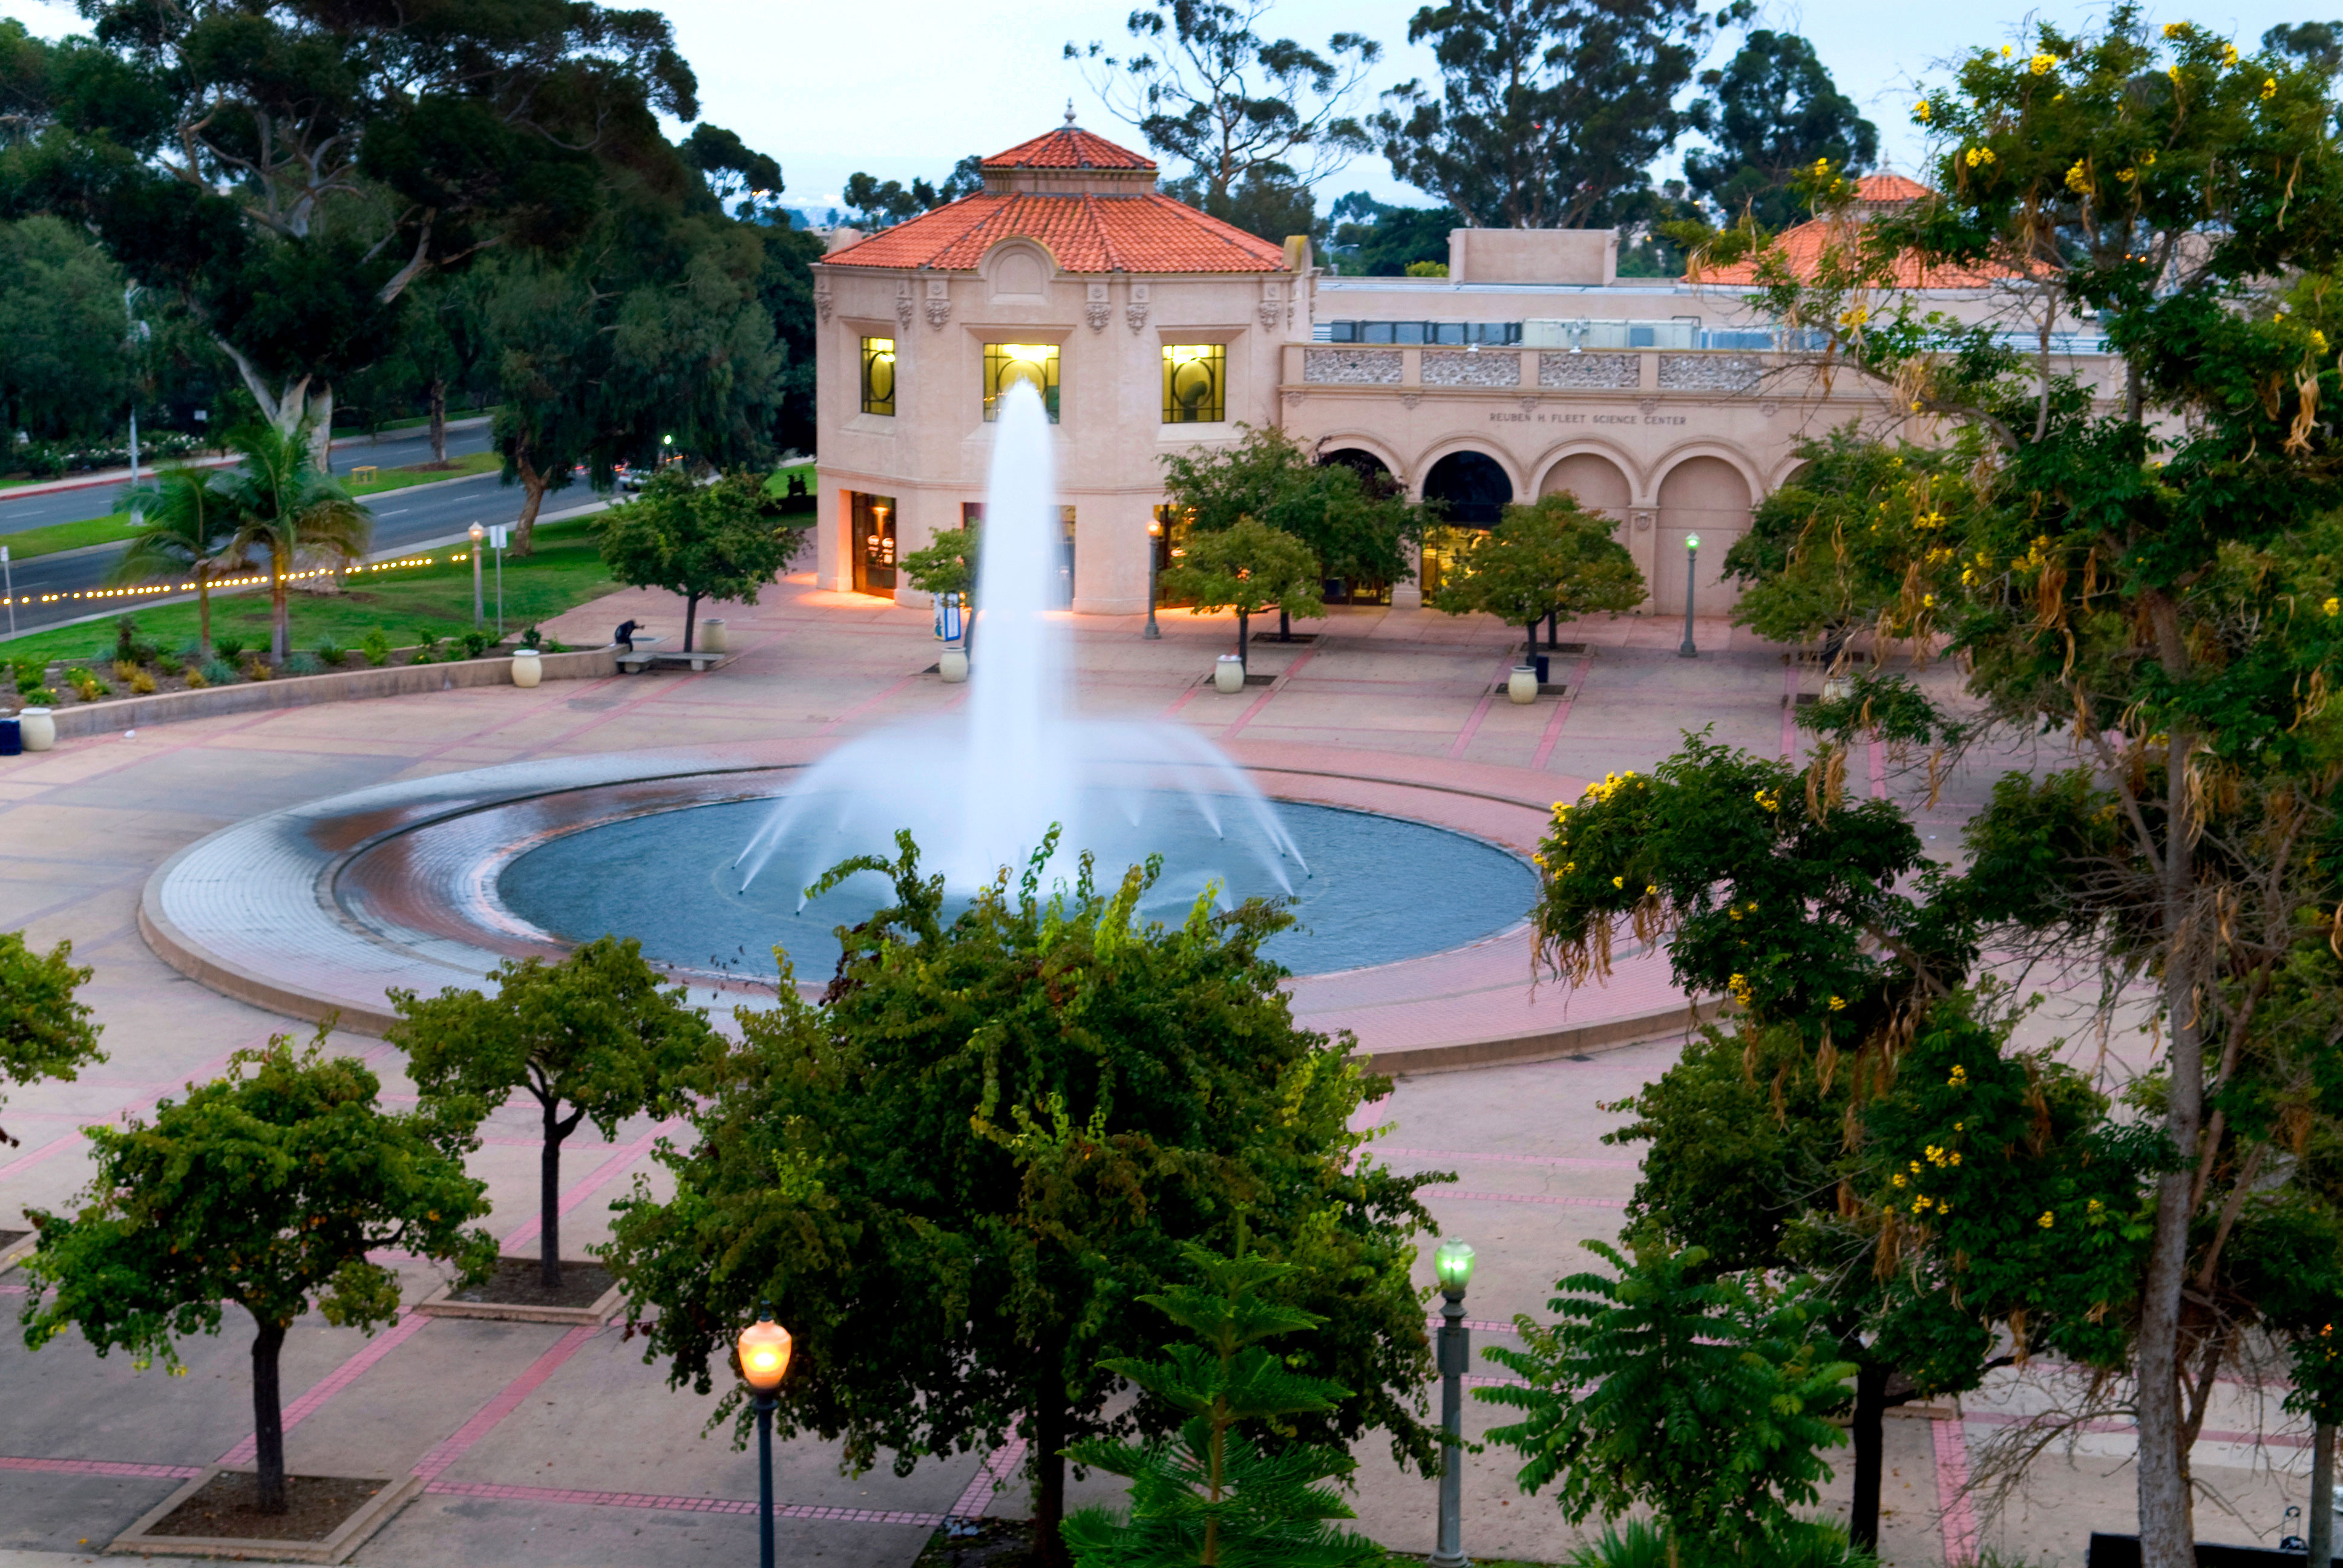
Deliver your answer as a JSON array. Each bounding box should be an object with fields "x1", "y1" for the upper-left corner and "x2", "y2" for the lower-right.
[
  {"x1": 1430, "y1": 1238, "x2": 1476, "y2": 1568},
  {"x1": 1677, "y1": 533, "x2": 1701, "y2": 659},
  {"x1": 468, "y1": 524, "x2": 485, "y2": 628},
  {"x1": 736, "y1": 1310, "x2": 794, "y2": 1568},
  {"x1": 1144, "y1": 515, "x2": 1164, "y2": 640}
]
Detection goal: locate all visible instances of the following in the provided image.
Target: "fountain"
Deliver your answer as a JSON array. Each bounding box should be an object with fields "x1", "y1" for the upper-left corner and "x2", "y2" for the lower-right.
[{"x1": 732, "y1": 381, "x2": 1307, "y2": 905}]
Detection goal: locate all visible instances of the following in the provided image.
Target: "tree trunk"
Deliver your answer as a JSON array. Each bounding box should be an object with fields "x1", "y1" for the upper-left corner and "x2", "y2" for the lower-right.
[
  {"x1": 303, "y1": 385, "x2": 334, "y2": 474},
  {"x1": 1278, "y1": 606, "x2": 1291, "y2": 641},
  {"x1": 251, "y1": 1315, "x2": 289, "y2": 1513},
  {"x1": 270, "y1": 543, "x2": 291, "y2": 664},
  {"x1": 1545, "y1": 609, "x2": 1558, "y2": 648},
  {"x1": 428, "y1": 379, "x2": 448, "y2": 464},
  {"x1": 512, "y1": 454, "x2": 548, "y2": 558},
  {"x1": 1031, "y1": 1394, "x2": 1070, "y2": 1568},
  {"x1": 1849, "y1": 1361, "x2": 1888, "y2": 1551},
  {"x1": 197, "y1": 577, "x2": 212, "y2": 662},
  {"x1": 1236, "y1": 610, "x2": 1250, "y2": 671},
  {"x1": 2137, "y1": 714, "x2": 2203, "y2": 1568},
  {"x1": 1524, "y1": 619, "x2": 1539, "y2": 664},
  {"x1": 683, "y1": 593, "x2": 701, "y2": 653},
  {"x1": 541, "y1": 1098, "x2": 570, "y2": 1292}
]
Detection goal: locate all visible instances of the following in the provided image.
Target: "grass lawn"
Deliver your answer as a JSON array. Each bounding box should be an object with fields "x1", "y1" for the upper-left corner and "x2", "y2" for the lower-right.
[
  {"x1": 0, "y1": 514, "x2": 617, "y2": 665},
  {"x1": 0, "y1": 451, "x2": 506, "y2": 563}
]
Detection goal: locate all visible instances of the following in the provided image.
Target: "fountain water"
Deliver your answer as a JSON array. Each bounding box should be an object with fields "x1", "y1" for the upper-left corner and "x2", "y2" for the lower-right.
[{"x1": 735, "y1": 381, "x2": 1305, "y2": 906}]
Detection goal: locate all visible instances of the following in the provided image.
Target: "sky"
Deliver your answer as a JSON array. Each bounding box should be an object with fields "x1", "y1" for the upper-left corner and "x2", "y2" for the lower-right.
[{"x1": 5, "y1": 0, "x2": 2332, "y2": 217}]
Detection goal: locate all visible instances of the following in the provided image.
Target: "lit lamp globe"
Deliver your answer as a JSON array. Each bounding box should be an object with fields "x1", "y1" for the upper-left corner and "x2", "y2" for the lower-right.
[
  {"x1": 1685, "y1": 533, "x2": 1700, "y2": 552},
  {"x1": 737, "y1": 1315, "x2": 793, "y2": 1394},
  {"x1": 1434, "y1": 1239, "x2": 1476, "y2": 1298}
]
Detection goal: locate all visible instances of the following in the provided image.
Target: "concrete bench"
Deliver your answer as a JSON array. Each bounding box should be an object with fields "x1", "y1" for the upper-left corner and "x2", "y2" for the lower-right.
[{"x1": 617, "y1": 646, "x2": 728, "y2": 673}]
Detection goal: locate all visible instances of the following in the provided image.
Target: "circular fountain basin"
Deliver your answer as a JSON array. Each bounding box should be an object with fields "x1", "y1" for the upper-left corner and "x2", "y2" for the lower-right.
[{"x1": 497, "y1": 794, "x2": 1537, "y2": 979}]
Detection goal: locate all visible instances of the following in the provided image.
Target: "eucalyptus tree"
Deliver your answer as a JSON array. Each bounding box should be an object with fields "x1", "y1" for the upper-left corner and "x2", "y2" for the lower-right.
[{"x1": 0, "y1": 0, "x2": 696, "y2": 463}]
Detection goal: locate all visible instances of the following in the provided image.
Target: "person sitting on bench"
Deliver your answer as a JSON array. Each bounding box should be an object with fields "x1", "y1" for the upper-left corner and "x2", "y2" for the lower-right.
[{"x1": 614, "y1": 618, "x2": 643, "y2": 651}]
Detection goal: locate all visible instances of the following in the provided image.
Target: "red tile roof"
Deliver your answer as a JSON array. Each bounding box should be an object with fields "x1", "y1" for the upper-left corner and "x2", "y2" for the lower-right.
[
  {"x1": 1855, "y1": 172, "x2": 1932, "y2": 203},
  {"x1": 983, "y1": 126, "x2": 1155, "y2": 171},
  {"x1": 1691, "y1": 190, "x2": 2017, "y2": 288},
  {"x1": 823, "y1": 191, "x2": 1288, "y2": 274}
]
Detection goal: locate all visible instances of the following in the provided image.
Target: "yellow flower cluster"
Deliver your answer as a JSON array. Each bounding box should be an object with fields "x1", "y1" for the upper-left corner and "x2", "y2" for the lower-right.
[
  {"x1": 2324, "y1": 596, "x2": 2341, "y2": 616},
  {"x1": 2038, "y1": 1210, "x2": 2057, "y2": 1229},
  {"x1": 1582, "y1": 769, "x2": 1639, "y2": 804},
  {"x1": 2264, "y1": 77, "x2": 2279, "y2": 99},
  {"x1": 2030, "y1": 52, "x2": 2056, "y2": 74},
  {"x1": 1922, "y1": 1143, "x2": 1962, "y2": 1168},
  {"x1": 1828, "y1": 995, "x2": 1847, "y2": 1011},
  {"x1": 1753, "y1": 786, "x2": 1781, "y2": 812},
  {"x1": 2163, "y1": 21, "x2": 2187, "y2": 38},
  {"x1": 2065, "y1": 160, "x2": 2092, "y2": 194},
  {"x1": 1916, "y1": 509, "x2": 1948, "y2": 530},
  {"x1": 1727, "y1": 973, "x2": 1755, "y2": 1006},
  {"x1": 2223, "y1": 42, "x2": 2240, "y2": 65},
  {"x1": 1947, "y1": 1064, "x2": 1969, "y2": 1088},
  {"x1": 1727, "y1": 898, "x2": 1758, "y2": 920},
  {"x1": 1965, "y1": 146, "x2": 1997, "y2": 168},
  {"x1": 1913, "y1": 99, "x2": 1932, "y2": 122},
  {"x1": 1840, "y1": 305, "x2": 1870, "y2": 328}
]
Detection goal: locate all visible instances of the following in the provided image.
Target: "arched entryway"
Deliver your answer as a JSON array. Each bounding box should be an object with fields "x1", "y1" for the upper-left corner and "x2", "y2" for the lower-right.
[
  {"x1": 1422, "y1": 450, "x2": 1513, "y2": 526},
  {"x1": 1317, "y1": 448, "x2": 1402, "y2": 604},
  {"x1": 1539, "y1": 452, "x2": 1631, "y2": 520},
  {"x1": 1654, "y1": 456, "x2": 1752, "y2": 615},
  {"x1": 1320, "y1": 446, "x2": 1395, "y2": 489}
]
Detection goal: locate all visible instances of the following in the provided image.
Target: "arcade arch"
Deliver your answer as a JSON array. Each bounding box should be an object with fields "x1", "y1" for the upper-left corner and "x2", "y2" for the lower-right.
[
  {"x1": 1538, "y1": 451, "x2": 1633, "y2": 520},
  {"x1": 1653, "y1": 455, "x2": 1753, "y2": 615},
  {"x1": 1421, "y1": 449, "x2": 1513, "y2": 526}
]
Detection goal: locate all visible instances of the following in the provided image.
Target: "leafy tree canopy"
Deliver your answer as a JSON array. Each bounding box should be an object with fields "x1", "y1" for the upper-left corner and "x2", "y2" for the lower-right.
[
  {"x1": 1683, "y1": 31, "x2": 1876, "y2": 230},
  {"x1": 0, "y1": 930, "x2": 103, "y2": 1150},
  {"x1": 1325, "y1": 193, "x2": 1453, "y2": 275},
  {"x1": 1160, "y1": 424, "x2": 1423, "y2": 587},
  {"x1": 841, "y1": 157, "x2": 983, "y2": 229},
  {"x1": 596, "y1": 467, "x2": 805, "y2": 649},
  {"x1": 1374, "y1": 0, "x2": 1746, "y2": 228},
  {"x1": 1430, "y1": 492, "x2": 1645, "y2": 659},
  {"x1": 1158, "y1": 515, "x2": 1326, "y2": 665},
  {"x1": 601, "y1": 837, "x2": 1443, "y2": 1568}
]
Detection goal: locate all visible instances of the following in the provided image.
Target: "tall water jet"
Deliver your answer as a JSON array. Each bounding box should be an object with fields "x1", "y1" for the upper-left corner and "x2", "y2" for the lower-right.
[{"x1": 735, "y1": 380, "x2": 1303, "y2": 907}]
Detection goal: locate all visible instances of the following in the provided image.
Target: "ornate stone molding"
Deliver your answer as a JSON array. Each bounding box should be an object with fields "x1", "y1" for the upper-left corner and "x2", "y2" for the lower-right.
[
  {"x1": 1283, "y1": 390, "x2": 1306, "y2": 406},
  {"x1": 1538, "y1": 352, "x2": 1637, "y2": 389},
  {"x1": 1085, "y1": 283, "x2": 1110, "y2": 333},
  {"x1": 1638, "y1": 397, "x2": 1658, "y2": 415},
  {"x1": 893, "y1": 283, "x2": 913, "y2": 332},
  {"x1": 1421, "y1": 350, "x2": 1521, "y2": 388},
  {"x1": 1400, "y1": 392, "x2": 1422, "y2": 410},
  {"x1": 813, "y1": 287, "x2": 833, "y2": 326},
  {"x1": 1126, "y1": 283, "x2": 1151, "y2": 335},
  {"x1": 1657, "y1": 353, "x2": 1763, "y2": 393},
  {"x1": 923, "y1": 278, "x2": 950, "y2": 331},
  {"x1": 1303, "y1": 348, "x2": 1403, "y2": 385}
]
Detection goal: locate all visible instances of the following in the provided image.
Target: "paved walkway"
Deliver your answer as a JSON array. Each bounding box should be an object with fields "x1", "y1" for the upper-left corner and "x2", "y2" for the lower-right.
[{"x1": 0, "y1": 581, "x2": 2311, "y2": 1565}]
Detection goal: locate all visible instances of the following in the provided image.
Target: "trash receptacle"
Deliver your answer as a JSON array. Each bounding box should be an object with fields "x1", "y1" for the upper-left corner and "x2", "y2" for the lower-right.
[
  {"x1": 0, "y1": 717, "x2": 19, "y2": 757},
  {"x1": 1535, "y1": 655, "x2": 1550, "y2": 686}
]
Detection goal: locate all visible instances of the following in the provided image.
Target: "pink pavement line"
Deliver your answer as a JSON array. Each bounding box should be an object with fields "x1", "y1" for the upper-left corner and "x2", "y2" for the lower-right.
[
  {"x1": 500, "y1": 1126, "x2": 666, "y2": 1252},
  {"x1": 1222, "y1": 646, "x2": 1319, "y2": 740},
  {"x1": 216, "y1": 1310, "x2": 435, "y2": 1466},
  {"x1": 422, "y1": 1479, "x2": 946, "y2": 1526},
  {"x1": 0, "y1": 1036, "x2": 267, "y2": 1184},
  {"x1": 1932, "y1": 1417, "x2": 1981, "y2": 1566},
  {"x1": 411, "y1": 1324, "x2": 600, "y2": 1483},
  {"x1": 1435, "y1": 1189, "x2": 1628, "y2": 1209},
  {"x1": 1530, "y1": 652, "x2": 1598, "y2": 773},
  {"x1": 1375, "y1": 1145, "x2": 1636, "y2": 1171},
  {"x1": 1444, "y1": 656, "x2": 1519, "y2": 760},
  {"x1": 951, "y1": 1434, "x2": 1029, "y2": 1518},
  {"x1": 0, "y1": 1130, "x2": 80, "y2": 1182},
  {"x1": 0, "y1": 1455, "x2": 203, "y2": 1480}
]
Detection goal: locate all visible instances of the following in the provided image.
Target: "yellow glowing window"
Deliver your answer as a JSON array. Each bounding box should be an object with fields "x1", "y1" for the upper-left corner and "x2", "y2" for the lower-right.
[
  {"x1": 860, "y1": 337, "x2": 896, "y2": 416},
  {"x1": 1162, "y1": 344, "x2": 1225, "y2": 423},
  {"x1": 983, "y1": 342, "x2": 1060, "y2": 422}
]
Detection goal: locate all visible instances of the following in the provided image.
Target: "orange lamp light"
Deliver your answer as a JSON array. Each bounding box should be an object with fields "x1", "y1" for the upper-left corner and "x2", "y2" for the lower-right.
[{"x1": 737, "y1": 1315, "x2": 793, "y2": 1393}]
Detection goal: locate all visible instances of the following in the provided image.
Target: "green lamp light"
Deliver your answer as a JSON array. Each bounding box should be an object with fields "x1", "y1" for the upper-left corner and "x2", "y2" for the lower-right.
[
  {"x1": 1434, "y1": 1238, "x2": 1476, "y2": 1294},
  {"x1": 1686, "y1": 532, "x2": 1701, "y2": 550}
]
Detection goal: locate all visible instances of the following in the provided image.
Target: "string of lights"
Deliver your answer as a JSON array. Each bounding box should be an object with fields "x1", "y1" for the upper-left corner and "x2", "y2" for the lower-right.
[{"x1": 0, "y1": 551, "x2": 459, "y2": 609}]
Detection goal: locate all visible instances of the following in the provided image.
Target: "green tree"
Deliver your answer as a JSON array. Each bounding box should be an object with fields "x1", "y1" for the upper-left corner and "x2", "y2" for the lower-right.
[
  {"x1": 601, "y1": 837, "x2": 1443, "y2": 1568},
  {"x1": 1159, "y1": 515, "x2": 1325, "y2": 670},
  {"x1": 1160, "y1": 425, "x2": 1424, "y2": 635},
  {"x1": 214, "y1": 422, "x2": 373, "y2": 665},
  {"x1": 596, "y1": 467, "x2": 805, "y2": 651},
  {"x1": 114, "y1": 465, "x2": 240, "y2": 659},
  {"x1": 1720, "y1": 431, "x2": 1979, "y2": 661},
  {"x1": 900, "y1": 523, "x2": 980, "y2": 650},
  {"x1": 0, "y1": 213, "x2": 129, "y2": 442},
  {"x1": 389, "y1": 936, "x2": 713, "y2": 1293},
  {"x1": 840, "y1": 157, "x2": 984, "y2": 229},
  {"x1": 1373, "y1": 0, "x2": 1734, "y2": 228},
  {"x1": 1325, "y1": 193, "x2": 1453, "y2": 275},
  {"x1": 18, "y1": 1033, "x2": 493, "y2": 1513},
  {"x1": 1069, "y1": 0, "x2": 1378, "y2": 206},
  {"x1": 1064, "y1": 1241, "x2": 1385, "y2": 1568},
  {"x1": 1430, "y1": 493, "x2": 1645, "y2": 662},
  {"x1": 1479, "y1": 1232, "x2": 1855, "y2": 1568},
  {"x1": 1722, "y1": 18, "x2": 2343, "y2": 1558},
  {"x1": 1683, "y1": 32, "x2": 1877, "y2": 229},
  {"x1": 0, "y1": 0, "x2": 696, "y2": 462},
  {"x1": 0, "y1": 930, "x2": 104, "y2": 1150}
]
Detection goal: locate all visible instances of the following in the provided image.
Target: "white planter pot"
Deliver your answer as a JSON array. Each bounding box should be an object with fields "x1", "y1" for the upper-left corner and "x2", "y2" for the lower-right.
[
  {"x1": 1507, "y1": 665, "x2": 1539, "y2": 704},
  {"x1": 1214, "y1": 655, "x2": 1245, "y2": 694},
  {"x1": 18, "y1": 707, "x2": 54, "y2": 751},
  {"x1": 939, "y1": 645, "x2": 969, "y2": 684},
  {"x1": 701, "y1": 618, "x2": 728, "y2": 653},
  {"x1": 510, "y1": 649, "x2": 543, "y2": 688}
]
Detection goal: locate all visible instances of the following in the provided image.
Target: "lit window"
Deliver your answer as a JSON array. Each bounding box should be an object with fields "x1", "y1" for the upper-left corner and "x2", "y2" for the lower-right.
[
  {"x1": 1161, "y1": 344, "x2": 1225, "y2": 423},
  {"x1": 983, "y1": 342, "x2": 1060, "y2": 422},
  {"x1": 860, "y1": 337, "x2": 896, "y2": 416}
]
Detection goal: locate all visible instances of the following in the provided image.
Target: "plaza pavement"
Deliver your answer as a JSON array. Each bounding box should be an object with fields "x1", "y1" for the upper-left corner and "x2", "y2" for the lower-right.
[{"x1": 0, "y1": 577, "x2": 2316, "y2": 1565}]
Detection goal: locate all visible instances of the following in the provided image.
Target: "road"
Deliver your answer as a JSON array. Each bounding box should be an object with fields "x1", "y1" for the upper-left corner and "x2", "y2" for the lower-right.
[
  {"x1": 0, "y1": 420, "x2": 497, "y2": 536},
  {"x1": 0, "y1": 459, "x2": 608, "y2": 642}
]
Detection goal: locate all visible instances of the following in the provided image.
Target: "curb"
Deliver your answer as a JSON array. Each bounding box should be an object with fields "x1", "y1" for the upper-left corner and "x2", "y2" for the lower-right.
[
  {"x1": 41, "y1": 647, "x2": 617, "y2": 739},
  {"x1": 1354, "y1": 996, "x2": 1723, "y2": 1077}
]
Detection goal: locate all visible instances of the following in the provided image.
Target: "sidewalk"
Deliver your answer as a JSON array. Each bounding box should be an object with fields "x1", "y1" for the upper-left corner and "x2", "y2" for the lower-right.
[{"x1": 0, "y1": 418, "x2": 494, "y2": 503}]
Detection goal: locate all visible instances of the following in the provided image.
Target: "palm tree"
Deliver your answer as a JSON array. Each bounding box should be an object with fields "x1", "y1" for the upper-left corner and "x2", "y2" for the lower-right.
[
  {"x1": 114, "y1": 467, "x2": 243, "y2": 661},
  {"x1": 217, "y1": 422, "x2": 373, "y2": 664}
]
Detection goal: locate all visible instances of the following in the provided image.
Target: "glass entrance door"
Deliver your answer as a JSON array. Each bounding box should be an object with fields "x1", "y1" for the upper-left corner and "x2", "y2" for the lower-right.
[{"x1": 850, "y1": 491, "x2": 897, "y2": 595}]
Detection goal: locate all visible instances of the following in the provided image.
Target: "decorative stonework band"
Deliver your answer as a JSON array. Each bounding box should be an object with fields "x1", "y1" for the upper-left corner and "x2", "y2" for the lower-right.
[
  {"x1": 1538, "y1": 353, "x2": 1638, "y2": 389},
  {"x1": 1421, "y1": 350, "x2": 1522, "y2": 388},
  {"x1": 1303, "y1": 348, "x2": 1403, "y2": 385}
]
